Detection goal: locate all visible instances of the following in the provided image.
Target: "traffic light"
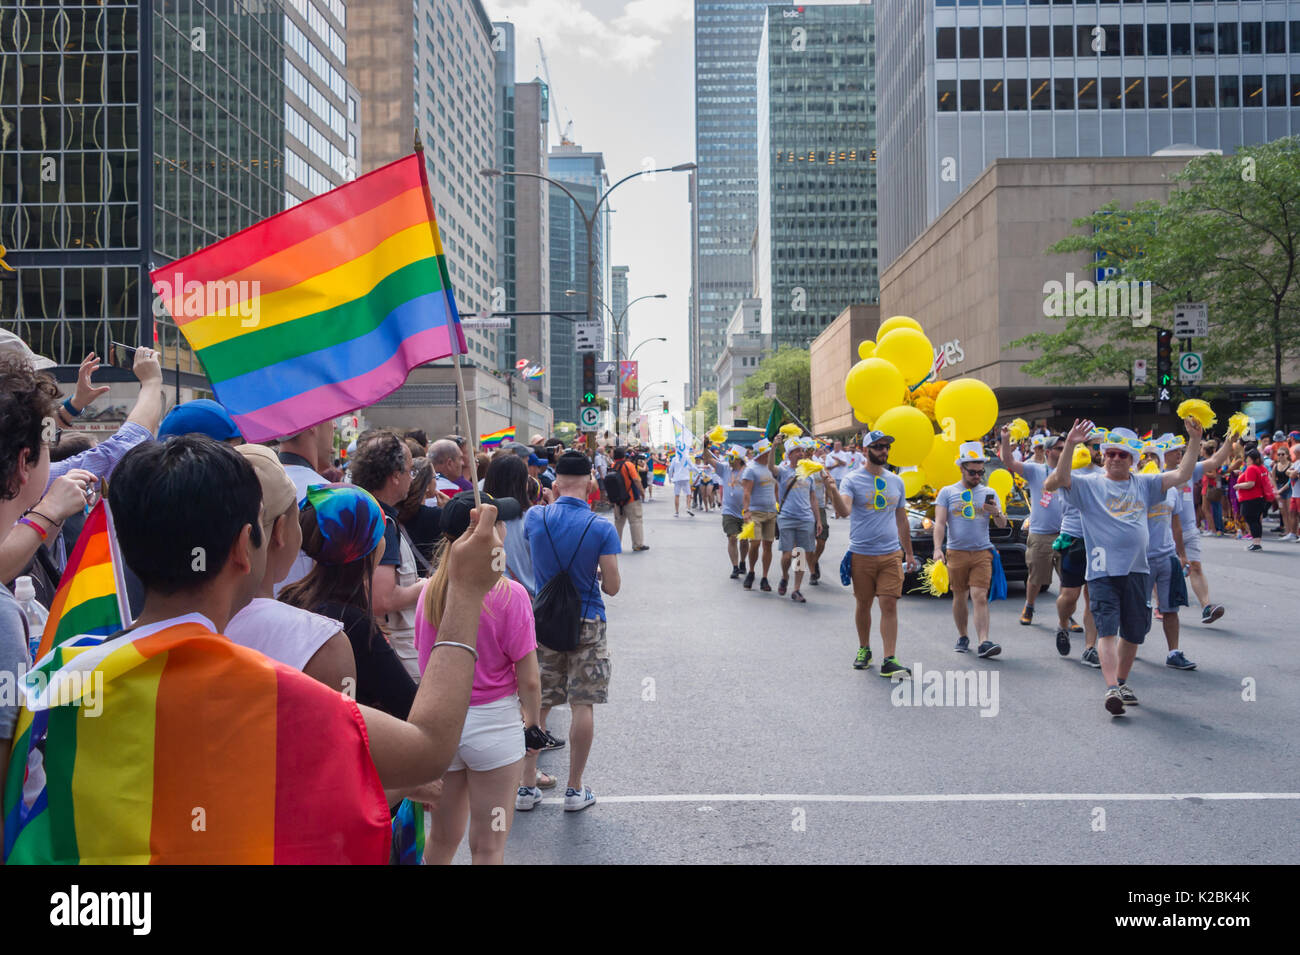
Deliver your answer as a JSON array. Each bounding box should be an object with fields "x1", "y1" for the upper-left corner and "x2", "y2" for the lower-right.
[
  {"x1": 582, "y1": 352, "x2": 596, "y2": 405},
  {"x1": 1156, "y1": 328, "x2": 1173, "y2": 414},
  {"x1": 662, "y1": 400, "x2": 669, "y2": 413}
]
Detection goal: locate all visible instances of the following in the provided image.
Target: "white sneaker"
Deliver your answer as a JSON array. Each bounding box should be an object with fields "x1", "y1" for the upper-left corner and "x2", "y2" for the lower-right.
[
  {"x1": 1282, "y1": 533, "x2": 1297, "y2": 542},
  {"x1": 564, "y1": 786, "x2": 596, "y2": 812},
  {"x1": 516, "y1": 786, "x2": 543, "y2": 811}
]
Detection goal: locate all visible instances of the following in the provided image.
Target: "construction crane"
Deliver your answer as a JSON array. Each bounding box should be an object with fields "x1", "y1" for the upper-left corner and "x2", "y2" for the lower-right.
[{"x1": 536, "y1": 37, "x2": 575, "y2": 146}]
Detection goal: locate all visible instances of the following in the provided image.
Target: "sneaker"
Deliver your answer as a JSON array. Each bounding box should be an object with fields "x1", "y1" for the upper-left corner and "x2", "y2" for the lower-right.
[
  {"x1": 564, "y1": 786, "x2": 596, "y2": 812},
  {"x1": 687, "y1": 510, "x2": 695, "y2": 517},
  {"x1": 743, "y1": 571, "x2": 755, "y2": 590},
  {"x1": 1055, "y1": 628, "x2": 1071, "y2": 656},
  {"x1": 738, "y1": 561, "x2": 747, "y2": 574},
  {"x1": 1246, "y1": 542, "x2": 1262, "y2": 552},
  {"x1": 778, "y1": 578, "x2": 789, "y2": 596},
  {"x1": 811, "y1": 566, "x2": 821, "y2": 584},
  {"x1": 853, "y1": 647, "x2": 872, "y2": 670},
  {"x1": 954, "y1": 635, "x2": 970, "y2": 653},
  {"x1": 542, "y1": 732, "x2": 565, "y2": 751},
  {"x1": 879, "y1": 657, "x2": 912, "y2": 679},
  {"x1": 516, "y1": 786, "x2": 543, "y2": 811},
  {"x1": 977, "y1": 640, "x2": 1002, "y2": 659},
  {"x1": 1105, "y1": 687, "x2": 1127, "y2": 716},
  {"x1": 790, "y1": 590, "x2": 806, "y2": 603},
  {"x1": 1020, "y1": 605, "x2": 1034, "y2": 625},
  {"x1": 1069, "y1": 618, "x2": 1084, "y2": 634},
  {"x1": 760, "y1": 577, "x2": 772, "y2": 592},
  {"x1": 1281, "y1": 533, "x2": 1297, "y2": 542},
  {"x1": 730, "y1": 565, "x2": 742, "y2": 579},
  {"x1": 1117, "y1": 684, "x2": 1139, "y2": 706},
  {"x1": 1166, "y1": 650, "x2": 1197, "y2": 670},
  {"x1": 1081, "y1": 646, "x2": 1101, "y2": 668},
  {"x1": 1201, "y1": 604, "x2": 1225, "y2": 624}
]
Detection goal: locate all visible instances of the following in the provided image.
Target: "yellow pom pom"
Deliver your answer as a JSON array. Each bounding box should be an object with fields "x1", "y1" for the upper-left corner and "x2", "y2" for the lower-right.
[
  {"x1": 1008, "y1": 418, "x2": 1030, "y2": 442},
  {"x1": 796, "y1": 459, "x2": 824, "y2": 479},
  {"x1": 915, "y1": 559, "x2": 949, "y2": 596},
  {"x1": 1140, "y1": 461, "x2": 1160, "y2": 475},
  {"x1": 1176, "y1": 398, "x2": 1216, "y2": 430},
  {"x1": 1226, "y1": 412, "x2": 1251, "y2": 438},
  {"x1": 1072, "y1": 444, "x2": 1092, "y2": 469},
  {"x1": 738, "y1": 521, "x2": 756, "y2": 540},
  {"x1": 706, "y1": 424, "x2": 728, "y2": 446},
  {"x1": 779, "y1": 423, "x2": 803, "y2": 439}
]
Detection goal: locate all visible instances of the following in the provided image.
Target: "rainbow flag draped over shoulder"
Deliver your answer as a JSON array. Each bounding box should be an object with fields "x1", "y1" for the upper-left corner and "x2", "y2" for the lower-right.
[
  {"x1": 4, "y1": 622, "x2": 390, "y2": 864},
  {"x1": 36, "y1": 500, "x2": 130, "y2": 660},
  {"x1": 152, "y1": 153, "x2": 466, "y2": 443},
  {"x1": 480, "y1": 426, "x2": 515, "y2": 449},
  {"x1": 652, "y1": 461, "x2": 667, "y2": 486}
]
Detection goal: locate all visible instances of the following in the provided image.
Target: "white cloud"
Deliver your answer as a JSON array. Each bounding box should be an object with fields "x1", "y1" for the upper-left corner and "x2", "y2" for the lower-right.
[{"x1": 493, "y1": 0, "x2": 691, "y2": 70}]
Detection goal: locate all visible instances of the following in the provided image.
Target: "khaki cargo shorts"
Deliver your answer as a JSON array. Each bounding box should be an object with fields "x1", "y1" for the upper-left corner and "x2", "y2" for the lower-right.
[
  {"x1": 749, "y1": 510, "x2": 778, "y2": 541},
  {"x1": 538, "y1": 618, "x2": 610, "y2": 707}
]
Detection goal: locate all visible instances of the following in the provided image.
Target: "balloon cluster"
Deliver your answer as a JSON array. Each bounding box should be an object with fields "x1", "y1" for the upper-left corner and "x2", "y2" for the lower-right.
[{"x1": 844, "y1": 316, "x2": 999, "y2": 497}]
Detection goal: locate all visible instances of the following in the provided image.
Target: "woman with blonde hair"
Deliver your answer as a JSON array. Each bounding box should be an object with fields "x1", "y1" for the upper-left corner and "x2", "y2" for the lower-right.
[{"x1": 415, "y1": 490, "x2": 545, "y2": 865}]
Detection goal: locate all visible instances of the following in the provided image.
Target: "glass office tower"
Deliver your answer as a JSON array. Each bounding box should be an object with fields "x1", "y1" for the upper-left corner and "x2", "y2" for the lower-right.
[
  {"x1": 1, "y1": 0, "x2": 282, "y2": 383},
  {"x1": 877, "y1": 0, "x2": 1300, "y2": 271},
  {"x1": 756, "y1": 3, "x2": 877, "y2": 351}
]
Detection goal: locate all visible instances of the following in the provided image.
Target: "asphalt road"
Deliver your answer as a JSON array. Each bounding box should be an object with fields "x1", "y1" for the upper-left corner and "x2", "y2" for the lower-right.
[{"x1": 456, "y1": 497, "x2": 1300, "y2": 864}]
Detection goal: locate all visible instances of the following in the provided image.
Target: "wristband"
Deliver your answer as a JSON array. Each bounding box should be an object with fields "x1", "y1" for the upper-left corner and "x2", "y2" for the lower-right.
[
  {"x1": 26, "y1": 509, "x2": 62, "y2": 528},
  {"x1": 17, "y1": 517, "x2": 48, "y2": 541},
  {"x1": 63, "y1": 396, "x2": 82, "y2": 417},
  {"x1": 430, "y1": 640, "x2": 478, "y2": 662}
]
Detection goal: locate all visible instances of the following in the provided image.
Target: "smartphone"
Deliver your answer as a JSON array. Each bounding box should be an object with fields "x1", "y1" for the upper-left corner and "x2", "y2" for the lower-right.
[{"x1": 108, "y1": 341, "x2": 137, "y2": 370}]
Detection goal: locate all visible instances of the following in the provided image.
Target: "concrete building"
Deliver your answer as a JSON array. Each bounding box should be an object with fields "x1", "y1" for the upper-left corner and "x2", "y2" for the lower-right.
[
  {"x1": 756, "y1": 2, "x2": 878, "y2": 351},
  {"x1": 691, "y1": 0, "x2": 789, "y2": 401},
  {"x1": 283, "y1": 0, "x2": 360, "y2": 208},
  {"x1": 492, "y1": 22, "x2": 551, "y2": 404},
  {"x1": 810, "y1": 305, "x2": 880, "y2": 438},
  {"x1": 876, "y1": 0, "x2": 1300, "y2": 271},
  {"x1": 363, "y1": 363, "x2": 552, "y2": 444},
  {"x1": 713, "y1": 298, "x2": 767, "y2": 425}
]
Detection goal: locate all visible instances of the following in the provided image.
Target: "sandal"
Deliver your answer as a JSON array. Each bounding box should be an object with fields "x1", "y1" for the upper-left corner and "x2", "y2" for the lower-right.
[{"x1": 535, "y1": 771, "x2": 557, "y2": 790}]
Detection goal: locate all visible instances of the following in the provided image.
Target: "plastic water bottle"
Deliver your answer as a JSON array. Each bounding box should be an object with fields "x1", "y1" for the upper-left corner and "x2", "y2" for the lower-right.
[{"x1": 13, "y1": 576, "x2": 48, "y2": 662}]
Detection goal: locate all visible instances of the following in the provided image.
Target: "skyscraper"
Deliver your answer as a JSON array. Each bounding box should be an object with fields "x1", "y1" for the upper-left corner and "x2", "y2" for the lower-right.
[
  {"x1": 610, "y1": 264, "x2": 629, "y2": 361},
  {"x1": 756, "y1": 3, "x2": 877, "y2": 351},
  {"x1": 691, "y1": 0, "x2": 788, "y2": 402},
  {"x1": 877, "y1": 0, "x2": 1300, "y2": 271},
  {"x1": 1, "y1": 1, "x2": 283, "y2": 387}
]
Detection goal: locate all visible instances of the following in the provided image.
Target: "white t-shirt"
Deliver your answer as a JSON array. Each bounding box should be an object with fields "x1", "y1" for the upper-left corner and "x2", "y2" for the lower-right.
[
  {"x1": 435, "y1": 474, "x2": 461, "y2": 493},
  {"x1": 276, "y1": 462, "x2": 327, "y2": 596},
  {"x1": 225, "y1": 598, "x2": 343, "y2": 673}
]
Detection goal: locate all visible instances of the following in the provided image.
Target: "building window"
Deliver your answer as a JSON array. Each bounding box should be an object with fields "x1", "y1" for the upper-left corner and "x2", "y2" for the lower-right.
[
  {"x1": 983, "y1": 26, "x2": 1002, "y2": 58},
  {"x1": 937, "y1": 80, "x2": 956, "y2": 111},
  {"x1": 937, "y1": 27, "x2": 956, "y2": 59}
]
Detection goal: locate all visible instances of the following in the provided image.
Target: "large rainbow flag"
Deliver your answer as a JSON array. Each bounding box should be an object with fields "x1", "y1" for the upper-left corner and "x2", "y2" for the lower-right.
[
  {"x1": 36, "y1": 500, "x2": 130, "y2": 660},
  {"x1": 4, "y1": 622, "x2": 390, "y2": 864},
  {"x1": 652, "y1": 461, "x2": 667, "y2": 486},
  {"x1": 480, "y1": 426, "x2": 515, "y2": 449},
  {"x1": 152, "y1": 153, "x2": 466, "y2": 443}
]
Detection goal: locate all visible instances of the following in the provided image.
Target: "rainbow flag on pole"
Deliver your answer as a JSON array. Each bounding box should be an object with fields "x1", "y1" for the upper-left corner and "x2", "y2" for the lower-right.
[
  {"x1": 479, "y1": 426, "x2": 515, "y2": 449},
  {"x1": 4, "y1": 622, "x2": 391, "y2": 864},
  {"x1": 152, "y1": 153, "x2": 466, "y2": 443},
  {"x1": 36, "y1": 500, "x2": 130, "y2": 660}
]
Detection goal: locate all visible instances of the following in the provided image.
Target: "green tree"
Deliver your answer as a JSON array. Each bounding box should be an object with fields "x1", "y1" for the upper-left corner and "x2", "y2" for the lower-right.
[
  {"x1": 552, "y1": 421, "x2": 577, "y2": 444},
  {"x1": 1011, "y1": 138, "x2": 1300, "y2": 417},
  {"x1": 685, "y1": 390, "x2": 718, "y2": 434},
  {"x1": 739, "y1": 347, "x2": 811, "y2": 427}
]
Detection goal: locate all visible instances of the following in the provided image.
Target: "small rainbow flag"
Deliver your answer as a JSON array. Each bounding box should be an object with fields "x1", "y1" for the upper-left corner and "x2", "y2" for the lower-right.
[
  {"x1": 36, "y1": 500, "x2": 130, "y2": 660},
  {"x1": 652, "y1": 461, "x2": 667, "y2": 486},
  {"x1": 480, "y1": 426, "x2": 516, "y2": 449},
  {"x1": 1141, "y1": 428, "x2": 1154, "y2": 440},
  {"x1": 4, "y1": 622, "x2": 391, "y2": 864},
  {"x1": 152, "y1": 153, "x2": 466, "y2": 443}
]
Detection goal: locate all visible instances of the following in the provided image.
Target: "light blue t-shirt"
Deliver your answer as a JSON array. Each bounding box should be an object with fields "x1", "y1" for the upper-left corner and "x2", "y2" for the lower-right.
[
  {"x1": 1059, "y1": 464, "x2": 1101, "y2": 538},
  {"x1": 1060, "y1": 472, "x2": 1166, "y2": 581},
  {"x1": 1021, "y1": 460, "x2": 1065, "y2": 535},
  {"x1": 936, "y1": 482, "x2": 996, "y2": 551},
  {"x1": 721, "y1": 464, "x2": 746, "y2": 518},
  {"x1": 742, "y1": 460, "x2": 777, "y2": 512},
  {"x1": 1175, "y1": 481, "x2": 1199, "y2": 544},
  {"x1": 840, "y1": 468, "x2": 906, "y2": 556},
  {"x1": 776, "y1": 463, "x2": 816, "y2": 526},
  {"x1": 1145, "y1": 486, "x2": 1180, "y2": 559}
]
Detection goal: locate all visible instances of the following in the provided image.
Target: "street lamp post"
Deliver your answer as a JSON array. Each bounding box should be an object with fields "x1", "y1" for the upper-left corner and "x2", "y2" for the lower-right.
[{"x1": 606, "y1": 295, "x2": 666, "y2": 442}]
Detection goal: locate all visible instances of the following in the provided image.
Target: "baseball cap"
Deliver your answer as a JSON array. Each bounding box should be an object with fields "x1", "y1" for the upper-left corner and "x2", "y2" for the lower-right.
[
  {"x1": 1041, "y1": 435, "x2": 1062, "y2": 450},
  {"x1": 301, "y1": 484, "x2": 385, "y2": 566},
  {"x1": 439, "y1": 490, "x2": 521, "y2": 540},
  {"x1": 556, "y1": 450, "x2": 592, "y2": 476},
  {"x1": 158, "y1": 399, "x2": 242, "y2": 442},
  {"x1": 1289, "y1": 431, "x2": 1300, "y2": 441},
  {"x1": 527, "y1": 453, "x2": 546, "y2": 467},
  {"x1": 1272, "y1": 431, "x2": 1285, "y2": 441},
  {"x1": 0, "y1": 329, "x2": 56, "y2": 370},
  {"x1": 863, "y1": 430, "x2": 896, "y2": 447},
  {"x1": 235, "y1": 444, "x2": 297, "y2": 524},
  {"x1": 501, "y1": 441, "x2": 533, "y2": 460}
]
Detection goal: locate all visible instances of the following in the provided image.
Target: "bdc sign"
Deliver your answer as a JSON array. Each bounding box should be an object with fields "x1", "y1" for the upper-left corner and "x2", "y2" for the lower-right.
[{"x1": 1179, "y1": 351, "x2": 1203, "y2": 383}]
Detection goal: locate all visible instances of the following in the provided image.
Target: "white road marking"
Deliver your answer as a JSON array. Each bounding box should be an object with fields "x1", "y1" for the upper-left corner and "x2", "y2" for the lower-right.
[{"x1": 540, "y1": 792, "x2": 1300, "y2": 806}]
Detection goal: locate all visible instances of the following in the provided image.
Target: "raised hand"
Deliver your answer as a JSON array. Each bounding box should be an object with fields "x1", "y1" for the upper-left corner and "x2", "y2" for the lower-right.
[{"x1": 73, "y1": 352, "x2": 111, "y2": 410}]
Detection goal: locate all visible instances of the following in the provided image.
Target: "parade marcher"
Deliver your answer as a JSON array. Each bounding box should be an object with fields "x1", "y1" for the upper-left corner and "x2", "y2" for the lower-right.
[
  {"x1": 721, "y1": 446, "x2": 748, "y2": 578},
  {"x1": 1045, "y1": 418, "x2": 1203, "y2": 716},
  {"x1": 1163, "y1": 434, "x2": 1234, "y2": 625},
  {"x1": 774, "y1": 438, "x2": 821, "y2": 603},
  {"x1": 740, "y1": 438, "x2": 780, "y2": 592},
  {"x1": 933, "y1": 442, "x2": 1008, "y2": 658},
  {"x1": 1000, "y1": 428, "x2": 1066, "y2": 629},
  {"x1": 668, "y1": 450, "x2": 693, "y2": 517},
  {"x1": 1055, "y1": 432, "x2": 1104, "y2": 664},
  {"x1": 808, "y1": 441, "x2": 830, "y2": 584},
  {"x1": 825, "y1": 430, "x2": 918, "y2": 676},
  {"x1": 1142, "y1": 441, "x2": 1194, "y2": 670}
]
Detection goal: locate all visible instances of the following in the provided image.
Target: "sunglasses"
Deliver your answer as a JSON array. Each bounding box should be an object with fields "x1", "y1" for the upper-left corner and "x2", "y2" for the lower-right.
[
  {"x1": 868, "y1": 443, "x2": 890, "y2": 451},
  {"x1": 963, "y1": 468, "x2": 985, "y2": 477},
  {"x1": 1103, "y1": 449, "x2": 1131, "y2": 460},
  {"x1": 872, "y1": 474, "x2": 888, "y2": 510}
]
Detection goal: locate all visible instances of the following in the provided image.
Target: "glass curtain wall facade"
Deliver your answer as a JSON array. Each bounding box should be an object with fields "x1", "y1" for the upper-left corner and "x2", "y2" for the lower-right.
[
  {"x1": 756, "y1": 3, "x2": 877, "y2": 351},
  {"x1": 1, "y1": 0, "x2": 282, "y2": 381},
  {"x1": 878, "y1": 0, "x2": 1300, "y2": 271},
  {"x1": 282, "y1": 0, "x2": 356, "y2": 207},
  {"x1": 692, "y1": 0, "x2": 787, "y2": 401}
]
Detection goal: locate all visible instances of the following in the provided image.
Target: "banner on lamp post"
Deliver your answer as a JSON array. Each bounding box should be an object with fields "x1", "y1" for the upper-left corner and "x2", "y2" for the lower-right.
[{"x1": 619, "y1": 360, "x2": 639, "y2": 399}]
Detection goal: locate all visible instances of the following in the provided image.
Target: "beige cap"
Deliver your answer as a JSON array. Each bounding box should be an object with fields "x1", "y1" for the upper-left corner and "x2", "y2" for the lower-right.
[{"x1": 236, "y1": 444, "x2": 297, "y2": 524}]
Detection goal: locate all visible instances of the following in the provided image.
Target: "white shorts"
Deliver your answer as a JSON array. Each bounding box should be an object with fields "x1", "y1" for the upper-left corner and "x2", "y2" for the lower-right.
[
  {"x1": 674, "y1": 480, "x2": 689, "y2": 495},
  {"x1": 447, "y1": 693, "x2": 525, "y2": 773},
  {"x1": 1184, "y1": 534, "x2": 1202, "y2": 563}
]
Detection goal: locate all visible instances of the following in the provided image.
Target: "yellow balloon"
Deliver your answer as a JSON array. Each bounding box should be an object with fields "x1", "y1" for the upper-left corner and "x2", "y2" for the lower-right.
[
  {"x1": 933, "y1": 377, "x2": 999, "y2": 441},
  {"x1": 877, "y1": 315, "x2": 924, "y2": 339},
  {"x1": 853, "y1": 407, "x2": 874, "y2": 425},
  {"x1": 857, "y1": 339, "x2": 876, "y2": 360},
  {"x1": 844, "y1": 357, "x2": 905, "y2": 421},
  {"x1": 901, "y1": 468, "x2": 926, "y2": 498},
  {"x1": 874, "y1": 327, "x2": 935, "y2": 388},
  {"x1": 876, "y1": 405, "x2": 935, "y2": 468},
  {"x1": 988, "y1": 469, "x2": 1014, "y2": 511},
  {"x1": 922, "y1": 435, "x2": 962, "y2": 489}
]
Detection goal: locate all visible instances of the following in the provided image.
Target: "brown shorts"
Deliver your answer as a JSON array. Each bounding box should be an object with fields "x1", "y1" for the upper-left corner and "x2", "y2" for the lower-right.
[
  {"x1": 749, "y1": 510, "x2": 778, "y2": 541},
  {"x1": 851, "y1": 550, "x2": 904, "y2": 602},
  {"x1": 537, "y1": 618, "x2": 610, "y2": 707},
  {"x1": 722, "y1": 514, "x2": 744, "y2": 538},
  {"x1": 1025, "y1": 532, "x2": 1056, "y2": 590},
  {"x1": 947, "y1": 548, "x2": 992, "y2": 593}
]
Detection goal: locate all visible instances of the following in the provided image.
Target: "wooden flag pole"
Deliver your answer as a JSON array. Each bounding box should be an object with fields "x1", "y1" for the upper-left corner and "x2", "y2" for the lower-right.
[{"x1": 414, "y1": 133, "x2": 481, "y2": 510}]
